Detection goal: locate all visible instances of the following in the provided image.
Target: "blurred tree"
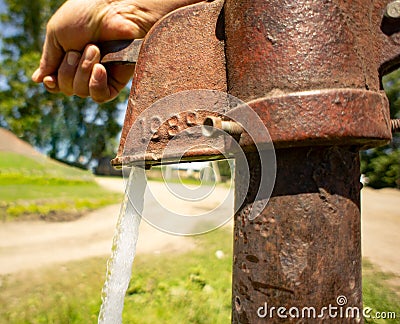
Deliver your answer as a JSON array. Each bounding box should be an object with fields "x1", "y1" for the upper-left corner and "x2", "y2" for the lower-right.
[
  {"x1": 0, "y1": 0, "x2": 128, "y2": 168},
  {"x1": 360, "y1": 69, "x2": 400, "y2": 189}
]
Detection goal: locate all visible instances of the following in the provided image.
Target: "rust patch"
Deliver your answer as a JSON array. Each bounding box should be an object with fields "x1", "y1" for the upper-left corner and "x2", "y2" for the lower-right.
[{"x1": 112, "y1": 0, "x2": 227, "y2": 167}]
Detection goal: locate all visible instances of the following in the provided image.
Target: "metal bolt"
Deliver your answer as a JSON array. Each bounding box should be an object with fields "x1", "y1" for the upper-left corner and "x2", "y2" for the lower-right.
[
  {"x1": 385, "y1": 1, "x2": 400, "y2": 19},
  {"x1": 202, "y1": 116, "x2": 243, "y2": 137},
  {"x1": 391, "y1": 119, "x2": 400, "y2": 133}
]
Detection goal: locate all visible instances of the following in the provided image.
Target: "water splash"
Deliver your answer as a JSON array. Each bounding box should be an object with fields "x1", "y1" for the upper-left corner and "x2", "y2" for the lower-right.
[{"x1": 98, "y1": 167, "x2": 146, "y2": 324}]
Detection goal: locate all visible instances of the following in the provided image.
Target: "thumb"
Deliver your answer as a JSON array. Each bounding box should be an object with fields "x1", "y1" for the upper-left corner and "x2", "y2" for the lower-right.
[{"x1": 32, "y1": 34, "x2": 64, "y2": 82}]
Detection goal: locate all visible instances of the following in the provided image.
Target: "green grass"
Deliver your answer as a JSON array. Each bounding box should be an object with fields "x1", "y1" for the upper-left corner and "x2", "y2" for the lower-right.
[
  {"x1": 0, "y1": 229, "x2": 399, "y2": 323},
  {"x1": 363, "y1": 259, "x2": 400, "y2": 323},
  {"x1": 0, "y1": 257, "x2": 106, "y2": 323},
  {"x1": 122, "y1": 229, "x2": 232, "y2": 324},
  {"x1": 0, "y1": 228, "x2": 233, "y2": 324},
  {"x1": 0, "y1": 152, "x2": 93, "y2": 180},
  {"x1": 0, "y1": 152, "x2": 121, "y2": 221}
]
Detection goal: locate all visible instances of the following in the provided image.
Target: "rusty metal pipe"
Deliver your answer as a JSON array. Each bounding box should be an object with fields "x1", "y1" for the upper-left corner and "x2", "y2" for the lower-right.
[
  {"x1": 232, "y1": 148, "x2": 362, "y2": 323},
  {"x1": 106, "y1": 0, "x2": 398, "y2": 321},
  {"x1": 202, "y1": 116, "x2": 244, "y2": 137},
  {"x1": 223, "y1": 0, "x2": 395, "y2": 322}
]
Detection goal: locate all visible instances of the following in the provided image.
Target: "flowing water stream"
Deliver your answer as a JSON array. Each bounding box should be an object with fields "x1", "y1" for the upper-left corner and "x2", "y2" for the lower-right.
[{"x1": 98, "y1": 167, "x2": 146, "y2": 324}]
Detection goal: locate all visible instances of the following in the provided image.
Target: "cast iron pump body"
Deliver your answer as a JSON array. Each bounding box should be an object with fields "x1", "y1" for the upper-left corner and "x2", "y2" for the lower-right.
[{"x1": 102, "y1": 0, "x2": 400, "y2": 322}]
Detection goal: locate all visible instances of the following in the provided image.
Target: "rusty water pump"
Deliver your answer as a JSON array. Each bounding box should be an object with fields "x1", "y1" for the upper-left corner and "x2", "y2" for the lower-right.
[{"x1": 102, "y1": 0, "x2": 400, "y2": 322}]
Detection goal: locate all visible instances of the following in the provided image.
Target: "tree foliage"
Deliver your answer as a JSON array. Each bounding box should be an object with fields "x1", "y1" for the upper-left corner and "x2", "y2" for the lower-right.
[
  {"x1": 360, "y1": 69, "x2": 400, "y2": 189},
  {"x1": 0, "y1": 0, "x2": 128, "y2": 167}
]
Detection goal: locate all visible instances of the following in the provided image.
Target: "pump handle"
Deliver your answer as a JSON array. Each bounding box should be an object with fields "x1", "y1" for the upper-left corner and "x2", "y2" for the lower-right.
[{"x1": 99, "y1": 39, "x2": 143, "y2": 65}]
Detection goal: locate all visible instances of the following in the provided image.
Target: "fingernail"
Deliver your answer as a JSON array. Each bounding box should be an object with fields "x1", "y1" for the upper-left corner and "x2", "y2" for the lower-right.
[
  {"x1": 44, "y1": 78, "x2": 56, "y2": 89},
  {"x1": 67, "y1": 51, "x2": 80, "y2": 66},
  {"x1": 32, "y1": 69, "x2": 40, "y2": 81},
  {"x1": 85, "y1": 46, "x2": 97, "y2": 62}
]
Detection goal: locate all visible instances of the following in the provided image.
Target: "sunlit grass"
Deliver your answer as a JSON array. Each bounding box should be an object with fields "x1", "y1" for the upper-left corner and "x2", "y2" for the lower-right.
[
  {"x1": 0, "y1": 228, "x2": 232, "y2": 323},
  {"x1": 0, "y1": 229, "x2": 399, "y2": 323},
  {"x1": 0, "y1": 152, "x2": 121, "y2": 221},
  {"x1": 363, "y1": 259, "x2": 400, "y2": 323}
]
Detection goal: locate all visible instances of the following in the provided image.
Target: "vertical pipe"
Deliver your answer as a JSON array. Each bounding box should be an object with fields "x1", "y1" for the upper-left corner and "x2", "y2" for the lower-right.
[
  {"x1": 232, "y1": 148, "x2": 362, "y2": 322},
  {"x1": 224, "y1": 0, "x2": 377, "y2": 99},
  {"x1": 224, "y1": 0, "x2": 365, "y2": 322}
]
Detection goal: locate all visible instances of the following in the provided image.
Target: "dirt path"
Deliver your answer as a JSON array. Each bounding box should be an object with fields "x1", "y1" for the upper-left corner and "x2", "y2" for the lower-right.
[
  {"x1": 0, "y1": 178, "x2": 201, "y2": 275},
  {"x1": 0, "y1": 207, "x2": 198, "y2": 275},
  {"x1": 0, "y1": 177, "x2": 399, "y2": 276},
  {"x1": 361, "y1": 187, "x2": 400, "y2": 275}
]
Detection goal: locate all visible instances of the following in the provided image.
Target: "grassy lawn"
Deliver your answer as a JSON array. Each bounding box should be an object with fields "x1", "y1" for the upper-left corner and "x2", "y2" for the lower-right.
[
  {"x1": 0, "y1": 228, "x2": 399, "y2": 323},
  {"x1": 0, "y1": 152, "x2": 121, "y2": 221},
  {"x1": 0, "y1": 228, "x2": 233, "y2": 324},
  {"x1": 1, "y1": 152, "x2": 398, "y2": 322},
  {"x1": 363, "y1": 260, "x2": 400, "y2": 323}
]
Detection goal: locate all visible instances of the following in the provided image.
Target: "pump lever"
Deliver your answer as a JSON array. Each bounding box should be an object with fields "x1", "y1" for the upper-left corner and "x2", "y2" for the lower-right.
[{"x1": 99, "y1": 39, "x2": 143, "y2": 65}]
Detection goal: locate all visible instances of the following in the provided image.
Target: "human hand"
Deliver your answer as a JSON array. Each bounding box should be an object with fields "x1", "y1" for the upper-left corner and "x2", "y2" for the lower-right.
[{"x1": 32, "y1": 0, "x2": 203, "y2": 103}]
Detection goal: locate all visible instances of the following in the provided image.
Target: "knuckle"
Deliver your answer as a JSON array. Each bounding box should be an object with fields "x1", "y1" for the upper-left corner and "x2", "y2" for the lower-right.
[
  {"x1": 58, "y1": 65, "x2": 74, "y2": 77},
  {"x1": 73, "y1": 79, "x2": 89, "y2": 98},
  {"x1": 59, "y1": 82, "x2": 73, "y2": 96},
  {"x1": 92, "y1": 95, "x2": 108, "y2": 104},
  {"x1": 75, "y1": 93, "x2": 89, "y2": 99},
  {"x1": 74, "y1": 89, "x2": 89, "y2": 98},
  {"x1": 81, "y1": 60, "x2": 94, "y2": 72},
  {"x1": 58, "y1": 80, "x2": 73, "y2": 94}
]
